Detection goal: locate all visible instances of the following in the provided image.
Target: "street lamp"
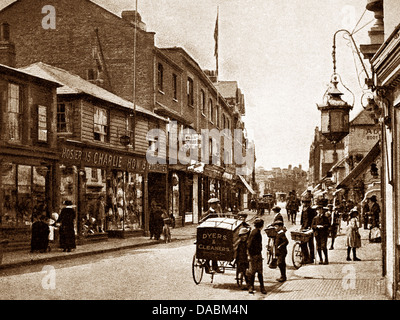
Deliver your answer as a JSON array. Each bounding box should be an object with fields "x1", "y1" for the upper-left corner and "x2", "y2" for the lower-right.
[
  {"x1": 316, "y1": 29, "x2": 368, "y2": 161},
  {"x1": 317, "y1": 74, "x2": 353, "y2": 144}
]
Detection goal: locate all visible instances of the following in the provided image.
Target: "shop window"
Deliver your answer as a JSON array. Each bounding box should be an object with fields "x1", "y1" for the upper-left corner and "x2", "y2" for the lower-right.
[
  {"x1": 106, "y1": 172, "x2": 144, "y2": 232},
  {"x1": 1, "y1": 163, "x2": 48, "y2": 227},
  {"x1": 38, "y1": 105, "x2": 48, "y2": 142},
  {"x1": 57, "y1": 103, "x2": 72, "y2": 133},
  {"x1": 6, "y1": 83, "x2": 22, "y2": 142},
  {"x1": 94, "y1": 107, "x2": 109, "y2": 142}
]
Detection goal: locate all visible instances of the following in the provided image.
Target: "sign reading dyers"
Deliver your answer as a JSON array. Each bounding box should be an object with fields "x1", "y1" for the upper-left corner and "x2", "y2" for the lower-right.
[
  {"x1": 60, "y1": 145, "x2": 146, "y2": 172},
  {"x1": 196, "y1": 228, "x2": 235, "y2": 261}
]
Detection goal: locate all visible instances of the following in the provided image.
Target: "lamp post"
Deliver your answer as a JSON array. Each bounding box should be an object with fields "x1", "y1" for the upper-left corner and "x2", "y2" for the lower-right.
[{"x1": 317, "y1": 29, "x2": 363, "y2": 162}]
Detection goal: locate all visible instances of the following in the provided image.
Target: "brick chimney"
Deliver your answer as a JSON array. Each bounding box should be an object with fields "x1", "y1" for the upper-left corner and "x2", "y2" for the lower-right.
[
  {"x1": 0, "y1": 22, "x2": 16, "y2": 67},
  {"x1": 121, "y1": 10, "x2": 147, "y2": 31},
  {"x1": 360, "y1": 0, "x2": 384, "y2": 61}
]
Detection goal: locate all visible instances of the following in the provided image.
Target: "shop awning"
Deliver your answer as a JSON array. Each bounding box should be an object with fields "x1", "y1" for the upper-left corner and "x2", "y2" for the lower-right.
[
  {"x1": 238, "y1": 174, "x2": 256, "y2": 195},
  {"x1": 337, "y1": 142, "x2": 380, "y2": 189}
]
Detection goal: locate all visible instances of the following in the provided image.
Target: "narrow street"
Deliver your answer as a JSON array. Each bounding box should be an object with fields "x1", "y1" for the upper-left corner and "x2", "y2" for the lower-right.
[{"x1": 0, "y1": 207, "x2": 386, "y2": 300}]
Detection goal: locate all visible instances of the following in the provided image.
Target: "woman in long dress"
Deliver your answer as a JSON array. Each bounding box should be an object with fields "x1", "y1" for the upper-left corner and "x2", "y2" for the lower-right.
[
  {"x1": 58, "y1": 200, "x2": 76, "y2": 252},
  {"x1": 346, "y1": 208, "x2": 361, "y2": 261}
]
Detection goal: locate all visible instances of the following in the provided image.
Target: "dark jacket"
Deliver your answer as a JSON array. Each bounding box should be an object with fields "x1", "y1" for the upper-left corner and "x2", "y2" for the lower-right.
[
  {"x1": 31, "y1": 220, "x2": 49, "y2": 251},
  {"x1": 247, "y1": 228, "x2": 262, "y2": 256},
  {"x1": 58, "y1": 207, "x2": 76, "y2": 249},
  {"x1": 275, "y1": 230, "x2": 288, "y2": 256},
  {"x1": 301, "y1": 206, "x2": 316, "y2": 230},
  {"x1": 311, "y1": 214, "x2": 330, "y2": 237}
]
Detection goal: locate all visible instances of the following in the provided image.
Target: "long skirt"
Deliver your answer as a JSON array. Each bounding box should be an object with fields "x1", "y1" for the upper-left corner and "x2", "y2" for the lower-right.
[{"x1": 59, "y1": 225, "x2": 76, "y2": 249}]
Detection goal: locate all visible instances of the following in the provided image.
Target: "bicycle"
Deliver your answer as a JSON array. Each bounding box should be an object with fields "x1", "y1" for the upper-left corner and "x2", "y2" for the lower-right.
[
  {"x1": 264, "y1": 225, "x2": 277, "y2": 264},
  {"x1": 290, "y1": 229, "x2": 313, "y2": 269}
]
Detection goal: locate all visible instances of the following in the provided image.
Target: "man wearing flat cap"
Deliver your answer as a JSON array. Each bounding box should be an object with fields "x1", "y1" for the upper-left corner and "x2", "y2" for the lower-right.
[
  {"x1": 247, "y1": 218, "x2": 266, "y2": 294},
  {"x1": 300, "y1": 199, "x2": 316, "y2": 264}
]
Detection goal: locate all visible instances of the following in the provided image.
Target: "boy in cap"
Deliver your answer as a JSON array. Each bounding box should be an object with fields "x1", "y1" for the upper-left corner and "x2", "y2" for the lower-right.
[
  {"x1": 234, "y1": 227, "x2": 250, "y2": 289},
  {"x1": 273, "y1": 220, "x2": 288, "y2": 282},
  {"x1": 247, "y1": 218, "x2": 266, "y2": 294},
  {"x1": 272, "y1": 206, "x2": 284, "y2": 224}
]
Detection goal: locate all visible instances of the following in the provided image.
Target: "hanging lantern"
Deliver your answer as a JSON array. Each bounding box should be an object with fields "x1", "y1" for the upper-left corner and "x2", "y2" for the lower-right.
[{"x1": 317, "y1": 74, "x2": 353, "y2": 143}]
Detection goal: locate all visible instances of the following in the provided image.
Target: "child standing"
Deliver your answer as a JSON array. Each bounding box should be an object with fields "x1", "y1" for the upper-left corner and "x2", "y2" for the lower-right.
[
  {"x1": 247, "y1": 218, "x2": 267, "y2": 294},
  {"x1": 273, "y1": 220, "x2": 288, "y2": 282},
  {"x1": 234, "y1": 227, "x2": 250, "y2": 289}
]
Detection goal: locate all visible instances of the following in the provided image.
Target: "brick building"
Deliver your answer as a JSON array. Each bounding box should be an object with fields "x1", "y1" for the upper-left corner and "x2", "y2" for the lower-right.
[{"x1": 0, "y1": 0, "x2": 254, "y2": 226}]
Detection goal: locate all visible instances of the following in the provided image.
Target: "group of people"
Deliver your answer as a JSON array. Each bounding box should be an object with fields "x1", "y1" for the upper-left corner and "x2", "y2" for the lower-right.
[
  {"x1": 299, "y1": 194, "x2": 381, "y2": 264},
  {"x1": 233, "y1": 206, "x2": 289, "y2": 295},
  {"x1": 30, "y1": 200, "x2": 77, "y2": 253},
  {"x1": 149, "y1": 200, "x2": 175, "y2": 242}
]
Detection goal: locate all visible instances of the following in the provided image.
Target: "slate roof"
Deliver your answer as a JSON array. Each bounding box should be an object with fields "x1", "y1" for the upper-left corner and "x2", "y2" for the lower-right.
[{"x1": 20, "y1": 62, "x2": 167, "y2": 121}]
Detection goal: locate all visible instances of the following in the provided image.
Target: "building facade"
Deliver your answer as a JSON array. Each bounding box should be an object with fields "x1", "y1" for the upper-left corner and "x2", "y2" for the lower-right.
[
  {"x1": 0, "y1": 62, "x2": 60, "y2": 249},
  {"x1": 0, "y1": 0, "x2": 255, "y2": 234}
]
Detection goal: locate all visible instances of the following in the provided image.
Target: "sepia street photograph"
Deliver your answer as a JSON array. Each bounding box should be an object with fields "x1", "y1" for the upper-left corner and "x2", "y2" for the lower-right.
[{"x1": 0, "y1": 0, "x2": 397, "y2": 309}]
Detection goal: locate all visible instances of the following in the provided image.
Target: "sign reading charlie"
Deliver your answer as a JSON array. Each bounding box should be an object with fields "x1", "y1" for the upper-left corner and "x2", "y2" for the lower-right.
[{"x1": 195, "y1": 217, "x2": 243, "y2": 262}]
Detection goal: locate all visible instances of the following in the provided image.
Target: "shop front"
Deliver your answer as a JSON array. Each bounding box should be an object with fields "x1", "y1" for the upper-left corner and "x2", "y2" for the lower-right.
[
  {"x1": 59, "y1": 141, "x2": 147, "y2": 240},
  {"x1": 0, "y1": 150, "x2": 58, "y2": 250}
]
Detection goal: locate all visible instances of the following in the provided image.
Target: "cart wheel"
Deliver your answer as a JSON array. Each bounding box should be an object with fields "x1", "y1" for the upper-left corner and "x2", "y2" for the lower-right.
[
  {"x1": 265, "y1": 238, "x2": 274, "y2": 264},
  {"x1": 192, "y1": 254, "x2": 204, "y2": 285},
  {"x1": 292, "y1": 242, "x2": 303, "y2": 269}
]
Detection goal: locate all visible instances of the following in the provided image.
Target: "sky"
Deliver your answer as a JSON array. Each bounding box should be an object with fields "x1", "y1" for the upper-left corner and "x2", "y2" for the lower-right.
[{"x1": 1, "y1": 0, "x2": 375, "y2": 171}]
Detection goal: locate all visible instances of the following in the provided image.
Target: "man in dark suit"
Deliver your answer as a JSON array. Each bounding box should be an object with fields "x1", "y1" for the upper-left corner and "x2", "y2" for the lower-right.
[
  {"x1": 300, "y1": 200, "x2": 316, "y2": 264},
  {"x1": 273, "y1": 220, "x2": 289, "y2": 282},
  {"x1": 311, "y1": 205, "x2": 330, "y2": 264},
  {"x1": 247, "y1": 218, "x2": 266, "y2": 294}
]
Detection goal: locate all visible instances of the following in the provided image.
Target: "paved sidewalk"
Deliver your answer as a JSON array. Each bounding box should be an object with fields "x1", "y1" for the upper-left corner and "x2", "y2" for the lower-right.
[
  {"x1": 0, "y1": 223, "x2": 198, "y2": 270},
  {"x1": 0, "y1": 210, "x2": 259, "y2": 270},
  {"x1": 264, "y1": 218, "x2": 388, "y2": 300}
]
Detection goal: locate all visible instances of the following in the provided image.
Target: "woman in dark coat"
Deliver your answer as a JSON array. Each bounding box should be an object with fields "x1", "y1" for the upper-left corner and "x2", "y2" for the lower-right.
[
  {"x1": 58, "y1": 200, "x2": 76, "y2": 252},
  {"x1": 31, "y1": 215, "x2": 50, "y2": 253}
]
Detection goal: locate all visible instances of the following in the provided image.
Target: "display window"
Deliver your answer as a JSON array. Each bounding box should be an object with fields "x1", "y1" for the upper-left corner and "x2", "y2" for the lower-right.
[
  {"x1": 106, "y1": 171, "x2": 144, "y2": 232},
  {"x1": 1, "y1": 162, "x2": 49, "y2": 227}
]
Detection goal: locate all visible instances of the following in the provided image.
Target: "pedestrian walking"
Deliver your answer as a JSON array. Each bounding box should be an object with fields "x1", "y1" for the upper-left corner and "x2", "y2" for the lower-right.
[
  {"x1": 362, "y1": 201, "x2": 370, "y2": 230},
  {"x1": 247, "y1": 218, "x2": 266, "y2": 294},
  {"x1": 161, "y1": 210, "x2": 174, "y2": 243},
  {"x1": 153, "y1": 204, "x2": 164, "y2": 241},
  {"x1": 57, "y1": 200, "x2": 76, "y2": 252},
  {"x1": 311, "y1": 205, "x2": 330, "y2": 264},
  {"x1": 300, "y1": 199, "x2": 316, "y2": 264},
  {"x1": 96, "y1": 195, "x2": 106, "y2": 233},
  {"x1": 273, "y1": 220, "x2": 288, "y2": 282},
  {"x1": 272, "y1": 206, "x2": 284, "y2": 224},
  {"x1": 30, "y1": 215, "x2": 50, "y2": 253},
  {"x1": 328, "y1": 204, "x2": 340, "y2": 250},
  {"x1": 346, "y1": 208, "x2": 361, "y2": 261},
  {"x1": 234, "y1": 227, "x2": 250, "y2": 290}
]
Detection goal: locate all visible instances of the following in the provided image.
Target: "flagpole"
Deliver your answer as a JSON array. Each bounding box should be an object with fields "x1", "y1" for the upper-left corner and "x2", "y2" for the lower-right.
[{"x1": 214, "y1": 6, "x2": 219, "y2": 79}]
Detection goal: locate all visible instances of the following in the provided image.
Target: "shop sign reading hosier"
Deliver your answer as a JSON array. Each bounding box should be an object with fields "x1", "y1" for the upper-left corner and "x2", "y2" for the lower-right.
[{"x1": 60, "y1": 146, "x2": 146, "y2": 172}]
